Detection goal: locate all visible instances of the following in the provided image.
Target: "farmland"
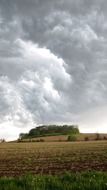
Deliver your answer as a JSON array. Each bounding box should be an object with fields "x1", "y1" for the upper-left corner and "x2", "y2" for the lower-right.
[
  {"x1": 0, "y1": 141, "x2": 107, "y2": 177},
  {"x1": 20, "y1": 133, "x2": 107, "y2": 142}
]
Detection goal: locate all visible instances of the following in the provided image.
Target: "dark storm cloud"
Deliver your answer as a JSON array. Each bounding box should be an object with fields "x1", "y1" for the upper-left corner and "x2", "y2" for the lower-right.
[{"x1": 0, "y1": 0, "x2": 107, "y2": 139}]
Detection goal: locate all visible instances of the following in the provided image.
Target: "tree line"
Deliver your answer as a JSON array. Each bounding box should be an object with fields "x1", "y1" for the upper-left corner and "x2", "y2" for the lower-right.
[{"x1": 19, "y1": 125, "x2": 79, "y2": 139}]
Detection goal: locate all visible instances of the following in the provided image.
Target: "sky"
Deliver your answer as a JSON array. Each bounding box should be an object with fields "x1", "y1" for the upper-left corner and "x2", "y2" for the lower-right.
[{"x1": 0, "y1": 0, "x2": 107, "y2": 140}]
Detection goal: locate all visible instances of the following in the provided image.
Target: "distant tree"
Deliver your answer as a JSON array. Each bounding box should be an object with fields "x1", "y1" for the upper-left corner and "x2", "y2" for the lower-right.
[
  {"x1": 95, "y1": 133, "x2": 100, "y2": 140},
  {"x1": 19, "y1": 133, "x2": 28, "y2": 140},
  {"x1": 0, "y1": 139, "x2": 5, "y2": 143}
]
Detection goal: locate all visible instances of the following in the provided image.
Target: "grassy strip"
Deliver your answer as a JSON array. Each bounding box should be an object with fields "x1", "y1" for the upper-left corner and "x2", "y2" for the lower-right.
[{"x1": 0, "y1": 171, "x2": 107, "y2": 190}]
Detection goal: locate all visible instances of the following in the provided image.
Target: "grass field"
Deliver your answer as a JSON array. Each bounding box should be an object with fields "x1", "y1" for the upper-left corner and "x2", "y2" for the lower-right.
[
  {"x1": 0, "y1": 141, "x2": 107, "y2": 177},
  {"x1": 1, "y1": 171, "x2": 107, "y2": 190}
]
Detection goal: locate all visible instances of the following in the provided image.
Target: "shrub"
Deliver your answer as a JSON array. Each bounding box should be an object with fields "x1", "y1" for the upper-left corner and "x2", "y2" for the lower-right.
[
  {"x1": 40, "y1": 139, "x2": 45, "y2": 142},
  {"x1": 17, "y1": 138, "x2": 22, "y2": 143},
  {"x1": 95, "y1": 133, "x2": 101, "y2": 140},
  {"x1": 84, "y1": 137, "x2": 89, "y2": 141},
  {"x1": 103, "y1": 136, "x2": 107, "y2": 140},
  {"x1": 67, "y1": 135, "x2": 77, "y2": 142},
  {"x1": 35, "y1": 139, "x2": 40, "y2": 142}
]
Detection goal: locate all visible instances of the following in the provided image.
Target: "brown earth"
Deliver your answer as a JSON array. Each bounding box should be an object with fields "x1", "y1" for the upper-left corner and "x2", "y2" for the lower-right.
[{"x1": 0, "y1": 141, "x2": 107, "y2": 176}]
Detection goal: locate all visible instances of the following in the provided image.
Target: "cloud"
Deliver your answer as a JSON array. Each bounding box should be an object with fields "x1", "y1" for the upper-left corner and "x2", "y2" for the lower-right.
[
  {"x1": 0, "y1": 0, "x2": 107, "y2": 139},
  {"x1": 0, "y1": 38, "x2": 72, "y2": 139},
  {"x1": 17, "y1": 39, "x2": 72, "y2": 123},
  {"x1": 0, "y1": 76, "x2": 33, "y2": 125}
]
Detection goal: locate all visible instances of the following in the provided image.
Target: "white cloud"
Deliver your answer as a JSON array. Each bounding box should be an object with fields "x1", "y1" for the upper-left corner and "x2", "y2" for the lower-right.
[
  {"x1": 0, "y1": 76, "x2": 34, "y2": 126},
  {"x1": 43, "y1": 77, "x2": 60, "y2": 101},
  {"x1": 0, "y1": 39, "x2": 72, "y2": 140}
]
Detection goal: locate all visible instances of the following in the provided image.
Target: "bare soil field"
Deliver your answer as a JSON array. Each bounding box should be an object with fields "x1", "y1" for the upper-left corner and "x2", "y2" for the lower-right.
[{"x1": 0, "y1": 141, "x2": 107, "y2": 177}]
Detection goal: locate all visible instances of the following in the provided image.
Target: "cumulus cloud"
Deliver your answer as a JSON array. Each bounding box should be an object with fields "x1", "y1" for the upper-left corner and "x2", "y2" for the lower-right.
[
  {"x1": 0, "y1": 76, "x2": 33, "y2": 124},
  {"x1": 0, "y1": 38, "x2": 72, "y2": 140}
]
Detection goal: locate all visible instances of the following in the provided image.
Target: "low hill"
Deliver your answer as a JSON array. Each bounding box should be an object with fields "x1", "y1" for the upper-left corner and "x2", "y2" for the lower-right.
[
  {"x1": 18, "y1": 125, "x2": 107, "y2": 142},
  {"x1": 19, "y1": 125, "x2": 79, "y2": 140}
]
